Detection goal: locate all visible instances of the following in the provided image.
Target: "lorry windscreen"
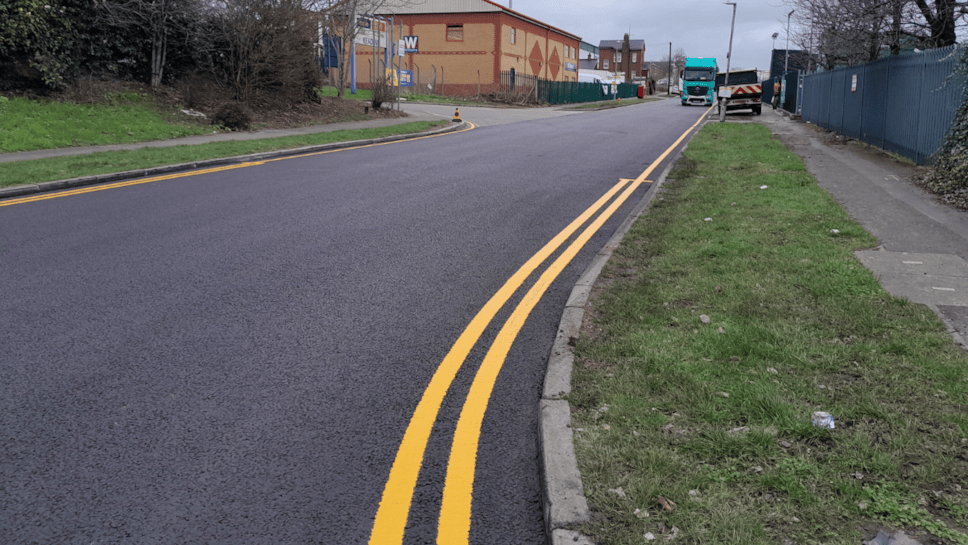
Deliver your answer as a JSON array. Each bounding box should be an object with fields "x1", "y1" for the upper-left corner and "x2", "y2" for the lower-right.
[{"x1": 684, "y1": 69, "x2": 714, "y2": 81}]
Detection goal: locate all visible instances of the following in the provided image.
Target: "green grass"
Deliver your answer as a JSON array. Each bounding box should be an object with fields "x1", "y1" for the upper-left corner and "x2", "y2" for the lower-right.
[
  {"x1": 0, "y1": 121, "x2": 447, "y2": 187},
  {"x1": 0, "y1": 94, "x2": 212, "y2": 153},
  {"x1": 318, "y1": 87, "x2": 494, "y2": 106},
  {"x1": 571, "y1": 97, "x2": 659, "y2": 110},
  {"x1": 401, "y1": 93, "x2": 493, "y2": 106},
  {"x1": 318, "y1": 86, "x2": 374, "y2": 100},
  {"x1": 570, "y1": 123, "x2": 968, "y2": 545}
]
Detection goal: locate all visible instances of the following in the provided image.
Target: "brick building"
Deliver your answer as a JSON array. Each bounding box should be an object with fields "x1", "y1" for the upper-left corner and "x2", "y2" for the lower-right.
[
  {"x1": 597, "y1": 39, "x2": 647, "y2": 81},
  {"x1": 360, "y1": 0, "x2": 580, "y2": 95}
]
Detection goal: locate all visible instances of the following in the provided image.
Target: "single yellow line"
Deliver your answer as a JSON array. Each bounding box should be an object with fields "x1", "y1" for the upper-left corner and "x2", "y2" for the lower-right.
[
  {"x1": 367, "y1": 179, "x2": 631, "y2": 545},
  {"x1": 436, "y1": 179, "x2": 643, "y2": 544},
  {"x1": 0, "y1": 122, "x2": 474, "y2": 207},
  {"x1": 435, "y1": 108, "x2": 709, "y2": 544}
]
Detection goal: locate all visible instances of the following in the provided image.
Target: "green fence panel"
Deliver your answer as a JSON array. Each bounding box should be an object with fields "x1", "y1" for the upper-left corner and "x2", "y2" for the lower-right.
[{"x1": 617, "y1": 83, "x2": 639, "y2": 98}]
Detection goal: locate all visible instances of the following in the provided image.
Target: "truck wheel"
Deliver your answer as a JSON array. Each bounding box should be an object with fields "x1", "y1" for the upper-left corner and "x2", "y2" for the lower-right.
[{"x1": 754, "y1": 106, "x2": 762, "y2": 115}]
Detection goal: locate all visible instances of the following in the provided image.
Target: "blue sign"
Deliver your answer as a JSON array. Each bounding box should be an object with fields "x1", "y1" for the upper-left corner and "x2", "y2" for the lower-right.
[
  {"x1": 565, "y1": 62, "x2": 577, "y2": 73},
  {"x1": 319, "y1": 35, "x2": 341, "y2": 68},
  {"x1": 399, "y1": 70, "x2": 413, "y2": 87}
]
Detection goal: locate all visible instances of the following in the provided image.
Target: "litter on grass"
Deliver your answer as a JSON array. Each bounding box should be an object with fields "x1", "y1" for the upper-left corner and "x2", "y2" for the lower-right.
[{"x1": 811, "y1": 411, "x2": 835, "y2": 429}]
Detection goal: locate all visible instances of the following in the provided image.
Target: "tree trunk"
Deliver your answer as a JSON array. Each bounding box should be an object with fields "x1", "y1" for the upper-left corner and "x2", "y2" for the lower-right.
[{"x1": 150, "y1": 31, "x2": 166, "y2": 88}]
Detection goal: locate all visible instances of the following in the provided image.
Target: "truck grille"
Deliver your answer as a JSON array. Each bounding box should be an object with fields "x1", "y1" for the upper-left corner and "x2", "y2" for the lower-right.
[{"x1": 687, "y1": 85, "x2": 708, "y2": 96}]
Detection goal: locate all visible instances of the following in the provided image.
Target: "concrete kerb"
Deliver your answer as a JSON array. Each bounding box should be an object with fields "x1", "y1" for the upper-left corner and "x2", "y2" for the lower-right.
[
  {"x1": 538, "y1": 124, "x2": 703, "y2": 545},
  {"x1": 0, "y1": 121, "x2": 467, "y2": 201}
]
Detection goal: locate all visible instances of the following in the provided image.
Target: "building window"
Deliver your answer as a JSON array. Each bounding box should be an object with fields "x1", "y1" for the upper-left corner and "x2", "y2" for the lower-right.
[
  {"x1": 603, "y1": 58, "x2": 609, "y2": 70},
  {"x1": 632, "y1": 52, "x2": 637, "y2": 63},
  {"x1": 510, "y1": 28, "x2": 515, "y2": 44},
  {"x1": 447, "y1": 25, "x2": 463, "y2": 41},
  {"x1": 565, "y1": 46, "x2": 570, "y2": 58},
  {"x1": 615, "y1": 52, "x2": 622, "y2": 63}
]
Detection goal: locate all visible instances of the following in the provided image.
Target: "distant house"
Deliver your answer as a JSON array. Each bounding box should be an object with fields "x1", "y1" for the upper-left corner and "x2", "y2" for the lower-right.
[{"x1": 597, "y1": 39, "x2": 646, "y2": 80}]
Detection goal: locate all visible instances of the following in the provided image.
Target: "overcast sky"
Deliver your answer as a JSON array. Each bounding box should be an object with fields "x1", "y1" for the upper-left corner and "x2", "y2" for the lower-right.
[{"x1": 502, "y1": 0, "x2": 793, "y2": 72}]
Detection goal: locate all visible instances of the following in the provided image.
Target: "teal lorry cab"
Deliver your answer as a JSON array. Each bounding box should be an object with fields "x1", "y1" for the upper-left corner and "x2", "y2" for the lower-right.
[{"x1": 681, "y1": 57, "x2": 718, "y2": 106}]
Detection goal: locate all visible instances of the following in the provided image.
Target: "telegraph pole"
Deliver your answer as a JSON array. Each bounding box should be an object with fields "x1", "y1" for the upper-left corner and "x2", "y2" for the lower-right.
[
  {"x1": 721, "y1": 2, "x2": 736, "y2": 122},
  {"x1": 667, "y1": 42, "x2": 671, "y2": 96}
]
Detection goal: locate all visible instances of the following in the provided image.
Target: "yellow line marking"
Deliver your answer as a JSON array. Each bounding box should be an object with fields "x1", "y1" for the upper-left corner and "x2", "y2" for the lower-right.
[
  {"x1": 367, "y1": 179, "x2": 632, "y2": 545},
  {"x1": 436, "y1": 179, "x2": 643, "y2": 544},
  {"x1": 0, "y1": 163, "x2": 262, "y2": 207},
  {"x1": 634, "y1": 106, "x2": 711, "y2": 184},
  {"x1": 435, "y1": 109, "x2": 709, "y2": 544},
  {"x1": 0, "y1": 122, "x2": 474, "y2": 207}
]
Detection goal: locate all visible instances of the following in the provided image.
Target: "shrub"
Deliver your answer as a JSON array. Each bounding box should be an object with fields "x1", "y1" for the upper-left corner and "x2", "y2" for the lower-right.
[
  {"x1": 918, "y1": 44, "x2": 968, "y2": 209},
  {"x1": 370, "y1": 73, "x2": 394, "y2": 109},
  {"x1": 212, "y1": 102, "x2": 250, "y2": 131}
]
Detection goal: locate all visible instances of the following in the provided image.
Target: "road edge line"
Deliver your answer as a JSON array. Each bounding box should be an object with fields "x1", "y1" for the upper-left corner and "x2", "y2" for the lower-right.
[
  {"x1": 538, "y1": 114, "x2": 709, "y2": 544},
  {"x1": 0, "y1": 121, "x2": 466, "y2": 201}
]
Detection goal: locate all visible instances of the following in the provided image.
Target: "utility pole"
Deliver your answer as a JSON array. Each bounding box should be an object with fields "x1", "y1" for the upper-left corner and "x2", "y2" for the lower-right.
[
  {"x1": 667, "y1": 42, "x2": 671, "y2": 96},
  {"x1": 721, "y1": 2, "x2": 736, "y2": 122}
]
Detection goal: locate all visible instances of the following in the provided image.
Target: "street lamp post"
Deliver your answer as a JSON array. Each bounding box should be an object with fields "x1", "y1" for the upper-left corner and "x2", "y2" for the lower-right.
[
  {"x1": 772, "y1": 32, "x2": 779, "y2": 51},
  {"x1": 721, "y1": 2, "x2": 736, "y2": 122},
  {"x1": 785, "y1": 10, "x2": 794, "y2": 72}
]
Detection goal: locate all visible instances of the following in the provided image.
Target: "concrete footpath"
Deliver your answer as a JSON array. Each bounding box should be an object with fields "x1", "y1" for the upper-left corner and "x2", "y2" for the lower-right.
[
  {"x1": 539, "y1": 105, "x2": 968, "y2": 545},
  {"x1": 0, "y1": 112, "x2": 442, "y2": 164}
]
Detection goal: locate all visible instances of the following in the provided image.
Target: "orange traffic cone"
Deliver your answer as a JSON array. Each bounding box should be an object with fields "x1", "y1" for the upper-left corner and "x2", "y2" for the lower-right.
[{"x1": 452, "y1": 108, "x2": 461, "y2": 122}]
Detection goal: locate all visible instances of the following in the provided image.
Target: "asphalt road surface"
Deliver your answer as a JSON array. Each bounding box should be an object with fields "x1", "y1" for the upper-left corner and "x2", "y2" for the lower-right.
[{"x1": 1, "y1": 98, "x2": 706, "y2": 544}]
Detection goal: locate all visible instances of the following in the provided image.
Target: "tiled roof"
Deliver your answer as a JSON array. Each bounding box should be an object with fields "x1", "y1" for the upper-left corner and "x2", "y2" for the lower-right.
[{"x1": 599, "y1": 39, "x2": 646, "y2": 51}]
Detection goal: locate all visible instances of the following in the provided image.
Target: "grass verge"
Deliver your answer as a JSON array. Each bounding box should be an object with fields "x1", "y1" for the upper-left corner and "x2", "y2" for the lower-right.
[
  {"x1": 0, "y1": 121, "x2": 447, "y2": 188},
  {"x1": 318, "y1": 87, "x2": 495, "y2": 106},
  {"x1": 401, "y1": 93, "x2": 494, "y2": 106},
  {"x1": 571, "y1": 97, "x2": 660, "y2": 110},
  {"x1": 0, "y1": 93, "x2": 212, "y2": 153},
  {"x1": 570, "y1": 122, "x2": 968, "y2": 545},
  {"x1": 318, "y1": 86, "x2": 374, "y2": 100}
]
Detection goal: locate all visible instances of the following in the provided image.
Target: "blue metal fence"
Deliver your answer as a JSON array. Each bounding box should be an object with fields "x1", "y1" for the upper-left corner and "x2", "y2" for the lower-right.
[{"x1": 800, "y1": 46, "x2": 965, "y2": 164}]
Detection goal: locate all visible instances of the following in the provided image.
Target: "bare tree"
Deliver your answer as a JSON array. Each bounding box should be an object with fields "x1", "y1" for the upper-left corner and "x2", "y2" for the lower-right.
[
  {"x1": 206, "y1": 0, "x2": 324, "y2": 103},
  {"x1": 96, "y1": 0, "x2": 201, "y2": 87},
  {"x1": 910, "y1": 0, "x2": 968, "y2": 47},
  {"x1": 316, "y1": 0, "x2": 410, "y2": 98},
  {"x1": 787, "y1": 0, "x2": 967, "y2": 69},
  {"x1": 651, "y1": 47, "x2": 686, "y2": 81}
]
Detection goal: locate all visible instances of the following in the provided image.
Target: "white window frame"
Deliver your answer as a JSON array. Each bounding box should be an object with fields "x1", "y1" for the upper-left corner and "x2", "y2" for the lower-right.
[
  {"x1": 510, "y1": 28, "x2": 515, "y2": 44},
  {"x1": 603, "y1": 58, "x2": 609, "y2": 70},
  {"x1": 615, "y1": 52, "x2": 622, "y2": 63}
]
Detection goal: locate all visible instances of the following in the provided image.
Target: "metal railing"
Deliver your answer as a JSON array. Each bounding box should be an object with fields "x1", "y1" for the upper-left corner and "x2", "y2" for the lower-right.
[
  {"x1": 498, "y1": 71, "x2": 640, "y2": 105},
  {"x1": 800, "y1": 46, "x2": 966, "y2": 164}
]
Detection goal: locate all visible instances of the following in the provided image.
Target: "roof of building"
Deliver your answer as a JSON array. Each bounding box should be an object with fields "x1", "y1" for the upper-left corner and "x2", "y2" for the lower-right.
[
  {"x1": 599, "y1": 39, "x2": 646, "y2": 51},
  {"x1": 377, "y1": 0, "x2": 580, "y2": 40}
]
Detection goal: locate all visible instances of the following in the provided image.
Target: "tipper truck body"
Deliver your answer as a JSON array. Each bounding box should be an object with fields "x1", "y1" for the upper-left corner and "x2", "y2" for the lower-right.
[{"x1": 715, "y1": 69, "x2": 763, "y2": 115}]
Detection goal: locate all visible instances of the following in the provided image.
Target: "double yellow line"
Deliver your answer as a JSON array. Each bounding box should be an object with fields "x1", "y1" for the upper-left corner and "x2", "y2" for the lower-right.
[{"x1": 369, "y1": 107, "x2": 710, "y2": 544}]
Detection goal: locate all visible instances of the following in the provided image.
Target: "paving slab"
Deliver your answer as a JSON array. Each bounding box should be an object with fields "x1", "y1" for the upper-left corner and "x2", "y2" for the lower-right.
[{"x1": 856, "y1": 251, "x2": 968, "y2": 306}]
